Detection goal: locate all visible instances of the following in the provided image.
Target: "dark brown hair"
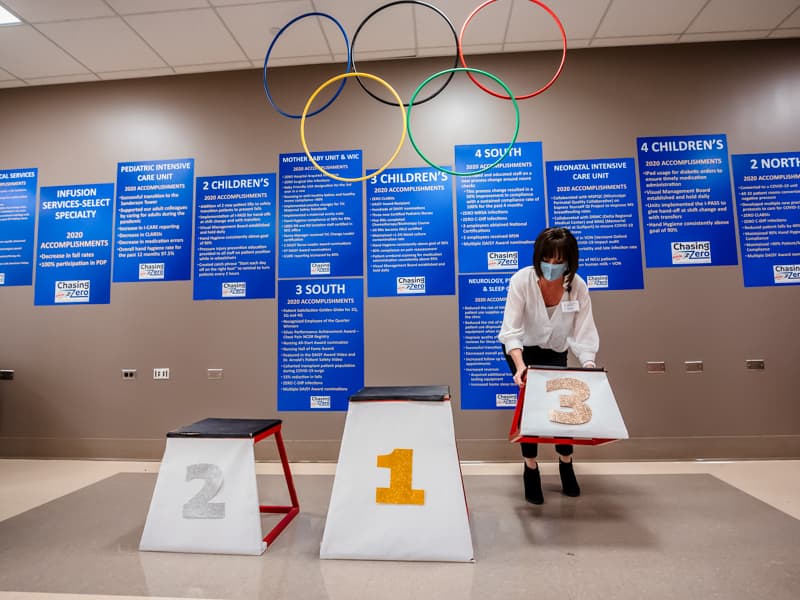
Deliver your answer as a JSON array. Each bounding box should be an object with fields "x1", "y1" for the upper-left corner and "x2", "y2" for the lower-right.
[{"x1": 532, "y1": 227, "x2": 579, "y2": 289}]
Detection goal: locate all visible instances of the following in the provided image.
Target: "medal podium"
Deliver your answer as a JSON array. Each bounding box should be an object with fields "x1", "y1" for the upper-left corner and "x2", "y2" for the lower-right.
[
  {"x1": 139, "y1": 418, "x2": 299, "y2": 555},
  {"x1": 320, "y1": 386, "x2": 474, "y2": 562}
]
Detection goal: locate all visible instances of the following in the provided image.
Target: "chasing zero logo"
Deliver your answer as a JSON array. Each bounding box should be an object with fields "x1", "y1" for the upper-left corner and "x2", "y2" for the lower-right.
[
  {"x1": 488, "y1": 251, "x2": 518, "y2": 270},
  {"x1": 773, "y1": 264, "x2": 800, "y2": 284},
  {"x1": 671, "y1": 241, "x2": 711, "y2": 264},
  {"x1": 222, "y1": 282, "x2": 246, "y2": 297},
  {"x1": 139, "y1": 262, "x2": 165, "y2": 279},
  {"x1": 397, "y1": 276, "x2": 425, "y2": 294},
  {"x1": 310, "y1": 262, "x2": 330, "y2": 275},
  {"x1": 55, "y1": 279, "x2": 90, "y2": 303},
  {"x1": 495, "y1": 393, "x2": 517, "y2": 407}
]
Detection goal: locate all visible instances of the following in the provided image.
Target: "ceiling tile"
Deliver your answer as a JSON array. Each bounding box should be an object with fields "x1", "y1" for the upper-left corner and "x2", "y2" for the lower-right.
[
  {"x1": 411, "y1": 1, "x2": 461, "y2": 51},
  {"x1": 1, "y1": 0, "x2": 113, "y2": 22},
  {"x1": 769, "y1": 27, "x2": 800, "y2": 38},
  {"x1": 267, "y1": 54, "x2": 333, "y2": 68},
  {"x1": 37, "y1": 18, "x2": 166, "y2": 72},
  {"x1": 681, "y1": 30, "x2": 771, "y2": 43},
  {"x1": 107, "y1": 0, "x2": 209, "y2": 15},
  {"x1": 125, "y1": 8, "x2": 247, "y2": 66},
  {"x1": 506, "y1": 0, "x2": 609, "y2": 43},
  {"x1": 24, "y1": 73, "x2": 100, "y2": 86},
  {"x1": 98, "y1": 67, "x2": 174, "y2": 80},
  {"x1": 342, "y1": 2, "x2": 415, "y2": 54},
  {"x1": 504, "y1": 39, "x2": 590, "y2": 53},
  {"x1": 687, "y1": 0, "x2": 799, "y2": 33},
  {"x1": 0, "y1": 25, "x2": 89, "y2": 78},
  {"x1": 209, "y1": 0, "x2": 272, "y2": 5},
  {"x1": 591, "y1": 34, "x2": 681, "y2": 48},
  {"x1": 597, "y1": 0, "x2": 707, "y2": 37},
  {"x1": 0, "y1": 79, "x2": 26, "y2": 88},
  {"x1": 173, "y1": 60, "x2": 252, "y2": 74},
  {"x1": 0, "y1": 66, "x2": 15, "y2": 80},
  {"x1": 217, "y1": 1, "x2": 333, "y2": 62},
  {"x1": 452, "y1": 0, "x2": 513, "y2": 46},
  {"x1": 780, "y1": 7, "x2": 800, "y2": 27}
]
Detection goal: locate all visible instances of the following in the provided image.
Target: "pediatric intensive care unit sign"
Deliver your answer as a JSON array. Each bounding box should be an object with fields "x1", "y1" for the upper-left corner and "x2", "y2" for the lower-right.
[
  {"x1": 732, "y1": 152, "x2": 800, "y2": 287},
  {"x1": 458, "y1": 274, "x2": 518, "y2": 410},
  {"x1": 366, "y1": 166, "x2": 455, "y2": 297},
  {"x1": 194, "y1": 173, "x2": 276, "y2": 300},
  {"x1": 278, "y1": 151, "x2": 362, "y2": 278},
  {"x1": 637, "y1": 134, "x2": 737, "y2": 267},
  {"x1": 455, "y1": 141, "x2": 546, "y2": 274},
  {"x1": 35, "y1": 183, "x2": 113, "y2": 305},
  {"x1": 546, "y1": 158, "x2": 643, "y2": 290},
  {"x1": 277, "y1": 278, "x2": 364, "y2": 411},
  {"x1": 114, "y1": 158, "x2": 194, "y2": 282},
  {"x1": 0, "y1": 168, "x2": 37, "y2": 287}
]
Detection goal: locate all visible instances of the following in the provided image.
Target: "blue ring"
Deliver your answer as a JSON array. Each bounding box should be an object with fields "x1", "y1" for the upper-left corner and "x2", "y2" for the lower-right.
[{"x1": 263, "y1": 12, "x2": 352, "y2": 119}]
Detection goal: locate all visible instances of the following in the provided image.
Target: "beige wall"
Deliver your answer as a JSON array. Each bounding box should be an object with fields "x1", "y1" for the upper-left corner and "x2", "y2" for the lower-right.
[{"x1": 1, "y1": 39, "x2": 799, "y2": 461}]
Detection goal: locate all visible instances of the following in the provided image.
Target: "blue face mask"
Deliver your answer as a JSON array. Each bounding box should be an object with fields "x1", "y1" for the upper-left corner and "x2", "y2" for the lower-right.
[{"x1": 540, "y1": 261, "x2": 567, "y2": 281}]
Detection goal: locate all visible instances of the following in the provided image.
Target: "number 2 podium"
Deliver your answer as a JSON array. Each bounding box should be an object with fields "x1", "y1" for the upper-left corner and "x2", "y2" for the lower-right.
[
  {"x1": 320, "y1": 386, "x2": 474, "y2": 562},
  {"x1": 139, "y1": 418, "x2": 299, "y2": 555}
]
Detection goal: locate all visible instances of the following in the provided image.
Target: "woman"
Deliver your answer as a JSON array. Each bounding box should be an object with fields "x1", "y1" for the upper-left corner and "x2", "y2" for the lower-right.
[{"x1": 498, "y1": 227, "x2": 599, "y2": 504}]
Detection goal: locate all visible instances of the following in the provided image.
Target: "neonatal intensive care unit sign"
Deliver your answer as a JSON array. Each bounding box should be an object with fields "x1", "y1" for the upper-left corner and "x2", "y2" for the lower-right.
[
  {"x1": 0, "y1": 168, "x2": 37, "y2": 287},
  {"x1": 114, "y1": 158, "x2": 195, "y2": 282},
  {"x1": 637, "y1": 134, "x2": 737, "y2": 268}
]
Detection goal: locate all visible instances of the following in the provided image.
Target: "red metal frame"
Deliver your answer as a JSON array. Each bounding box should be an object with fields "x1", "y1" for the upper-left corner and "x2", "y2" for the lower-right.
[
  {"x1": 508, "y1": 381, "x2": 616, "y2": 447},
  {"x1": 254, "y1": 423, "x2": 300, "y2": 548}
]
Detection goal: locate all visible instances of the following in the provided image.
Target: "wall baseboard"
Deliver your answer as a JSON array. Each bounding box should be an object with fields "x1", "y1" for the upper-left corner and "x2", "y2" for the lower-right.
[{"x1": 1, "y1": 435, "x2": 799, "y2": 462}]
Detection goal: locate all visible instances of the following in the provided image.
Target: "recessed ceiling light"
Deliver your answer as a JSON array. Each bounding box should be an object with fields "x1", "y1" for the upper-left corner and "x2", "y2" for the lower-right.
[{"x1": 0, "y1": 5, "x2": 21, "y2": 25}]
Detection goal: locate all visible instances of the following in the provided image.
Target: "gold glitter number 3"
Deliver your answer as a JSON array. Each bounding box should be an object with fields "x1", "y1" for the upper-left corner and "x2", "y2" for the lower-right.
[
  {"x1": 547, "y1": 377, "x2": 592, "y2": 425},
  {"x1": 375, "y1": 448, "x2": 425, "y2": 505}
]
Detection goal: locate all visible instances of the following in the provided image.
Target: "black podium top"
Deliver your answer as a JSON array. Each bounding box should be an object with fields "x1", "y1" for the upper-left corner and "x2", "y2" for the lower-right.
[
  {"x1": 167, "y1": 417, "x2": 282, "y2": 438},
  {"x1": 350, "y1": 385, "x2": 450, "y2": 402}
]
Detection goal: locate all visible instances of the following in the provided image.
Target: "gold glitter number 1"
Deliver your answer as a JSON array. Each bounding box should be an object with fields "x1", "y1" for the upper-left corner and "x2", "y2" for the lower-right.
[
  {"x1": 547, "y1": 377, "x2": 593, "y2": 425},
  {"x1": 375, "y1": 448, "x2": 425, "y2": 505}
]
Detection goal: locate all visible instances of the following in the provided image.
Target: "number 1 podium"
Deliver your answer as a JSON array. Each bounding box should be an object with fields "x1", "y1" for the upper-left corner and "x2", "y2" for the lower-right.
[
  {"x1": 320, "y1": 386, "x2": 474, "y2": 562},
  {"x1": 139, "y1": 418, "x2": 299, "y2": 555}
]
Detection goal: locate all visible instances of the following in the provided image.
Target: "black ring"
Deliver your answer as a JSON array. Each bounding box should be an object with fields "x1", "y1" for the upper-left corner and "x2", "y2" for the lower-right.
[{"x1": 351, "y1": 1, "x2": 459, "y2": 107}]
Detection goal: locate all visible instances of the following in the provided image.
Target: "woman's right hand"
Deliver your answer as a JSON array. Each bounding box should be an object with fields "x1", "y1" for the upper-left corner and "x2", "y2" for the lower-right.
[{"x1": 513, "y1": 366, "x2": 527, "y2": 388}]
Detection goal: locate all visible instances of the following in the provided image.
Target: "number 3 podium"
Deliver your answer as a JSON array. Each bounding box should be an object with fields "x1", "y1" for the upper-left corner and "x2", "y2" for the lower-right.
[{"x1": 320, "y1": 386, "x2": 474, "y2": 562}]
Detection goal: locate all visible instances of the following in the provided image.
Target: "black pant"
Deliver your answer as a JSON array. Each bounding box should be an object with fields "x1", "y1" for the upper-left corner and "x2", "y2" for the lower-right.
[{"x1": 502, "y1": 345, "x2": 574, "y2": 459}]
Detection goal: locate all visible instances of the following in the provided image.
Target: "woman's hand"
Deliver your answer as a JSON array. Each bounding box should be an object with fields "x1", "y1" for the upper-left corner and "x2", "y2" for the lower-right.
[
  {"x1": 582, "y1": 361, "x2": 596, "y2": 369},
  {"x1": 513, "y1": 366, "x2": 527, "y2": 388}
]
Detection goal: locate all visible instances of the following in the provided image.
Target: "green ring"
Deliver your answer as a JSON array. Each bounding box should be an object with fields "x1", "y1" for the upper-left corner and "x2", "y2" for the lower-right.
[{"x1": 407, "y1": 67, "x2": 520, "y2": 177}]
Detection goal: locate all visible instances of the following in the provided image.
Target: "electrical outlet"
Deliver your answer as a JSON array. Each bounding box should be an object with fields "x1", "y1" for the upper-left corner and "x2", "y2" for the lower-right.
[
  {"x1": 121, "y1": 369, "x2": 137, "y2": 380},
  {"x1": 153, "y1": 368, "x2": 170, "y2": 380},
  {"x1": 646, "y1": 361, "x2": 666, "y2": 373},
  {"x1": 746, "y1": 359, "x2": 765, "y2": 370},
  {"x1": 685, "y1": 361, "x2": 704, "y2": 373},
  {"x1": 207, "y1": 368, "x2": 223, "y2": 380},
  {"x1": 0, "y1": 369, "x2": 14, "y2": 381}
]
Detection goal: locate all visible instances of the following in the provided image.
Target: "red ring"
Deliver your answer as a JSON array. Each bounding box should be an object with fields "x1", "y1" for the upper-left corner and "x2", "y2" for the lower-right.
[{"x1": 458, "y1": 0, "x2": 567, "y2": 100}]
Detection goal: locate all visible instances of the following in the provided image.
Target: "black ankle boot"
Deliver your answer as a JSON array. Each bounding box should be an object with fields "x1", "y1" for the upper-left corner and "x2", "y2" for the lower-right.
[
  {"x1": 523, "y1": 465, "x2": 544, "y2": 504},
  {"x1": 559, "y1": 460, "x2": 581, "y2": 497}
]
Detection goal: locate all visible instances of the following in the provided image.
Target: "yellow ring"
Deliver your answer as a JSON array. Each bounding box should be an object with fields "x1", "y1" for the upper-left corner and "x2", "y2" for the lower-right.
[{"x1": 300, "y1": 72, "x2": 407, "y2": 183}]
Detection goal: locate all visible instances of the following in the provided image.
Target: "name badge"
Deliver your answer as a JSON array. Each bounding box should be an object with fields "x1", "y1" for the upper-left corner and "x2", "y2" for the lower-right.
[{"x1": 561, "y1": 300, "x2": 580, "y2": 313}]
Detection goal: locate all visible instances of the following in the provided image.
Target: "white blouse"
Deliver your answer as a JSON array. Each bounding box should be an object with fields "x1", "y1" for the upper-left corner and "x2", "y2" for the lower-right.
[{"x1": 497, "y1": 267, "x2": 599, "y2": 366}]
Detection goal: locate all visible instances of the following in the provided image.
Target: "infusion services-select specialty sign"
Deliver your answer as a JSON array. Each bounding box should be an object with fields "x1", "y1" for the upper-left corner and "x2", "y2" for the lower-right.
[
  {"x1": 114, "y1": 158, "x2": 195, "y2": 282},
  {"x1": 366, "y1": 166, "x2": 455, "y2": 297},
  {"x1": 34, "y1": 184, "x2": 113, "y2": 305},
  {"x1": 0, "y1": 168, "x2": 37, "y2": 287},
  {"x1": 637, "y1": 134, "x2": 737, "y2": 267},
  {"x1": 732, "y1": 152, "x2": 800, "y2": 287},
  {"x1": 194, "y1": 173, "x2": 276, "y2": 300}
]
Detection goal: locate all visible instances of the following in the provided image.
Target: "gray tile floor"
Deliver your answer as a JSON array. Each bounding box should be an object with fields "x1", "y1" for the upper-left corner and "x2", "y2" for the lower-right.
[{"x1": 1, "y1": 472, "x2": 798, "y2": 599}]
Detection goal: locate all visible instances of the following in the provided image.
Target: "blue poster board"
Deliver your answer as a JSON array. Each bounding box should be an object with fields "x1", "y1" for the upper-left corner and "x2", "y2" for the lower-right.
[
  {"x1": 34, "y1": 183, "x2": 114, "y2": 305},
  {"x1": 458, "y1": 274, "x2": 518, "y2": 410},
  {"x1": 546, "y1": 158, "x2": 643, "y2": 290},
  {"x1": 0, "y1": 168, "x2": 37, "y2": 287},
  {"x1": 278, "y1": 151, "x2": 362, "y2": 278},
  {"x1": 732, "y1": 153, "x2": 800, "y2": 287},
  {"x1": 366, "y1": 166, "x2": 455, "y2": 297},
  {"x1": 194, "y1": 173, "x2": 276, "y2": 300},
  {"x1": 277, "y1": 277, "x2": 364, "y2": 411},
  {"x1": 637, "y1": 134, "x2": 737, "y2": 267},
  {"x1": 455, "y1": 142, "x2": 546, "y2": 274},
  {"x1": 113, "y1": 158, "x2": 195, "y2": 282}
]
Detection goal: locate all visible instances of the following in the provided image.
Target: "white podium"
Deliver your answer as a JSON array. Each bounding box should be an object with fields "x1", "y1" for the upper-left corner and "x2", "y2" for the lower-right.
[
  {"x1": 139, "y1": 418, "x2": 299, "y2": 555},
  {"x1": 320, "y1": 386, "x2": 474, "y2": 562}
]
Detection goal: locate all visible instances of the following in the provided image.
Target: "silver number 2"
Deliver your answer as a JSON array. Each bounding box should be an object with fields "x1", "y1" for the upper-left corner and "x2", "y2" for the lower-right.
[{"x1": 182, "y1": 463, "x2": 226, "y2": 519}]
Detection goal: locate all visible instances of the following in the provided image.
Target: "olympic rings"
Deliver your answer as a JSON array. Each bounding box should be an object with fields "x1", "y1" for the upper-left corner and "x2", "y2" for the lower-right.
[
  {"x1": 459, "y1": 0, "x2": 566, "y2": 100},
  {"x1": 263, "y1": 12, "x2": 352, "y2": 119},
  {"x1": 407, "y1": 68, "x2": 520, "y2": 177},
  {"x1": 301, "y1": 72, "x2": 407, "y2": 183},
  {"x1": 351, "y1": 1, "x2": 459, "y2": 107}
]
